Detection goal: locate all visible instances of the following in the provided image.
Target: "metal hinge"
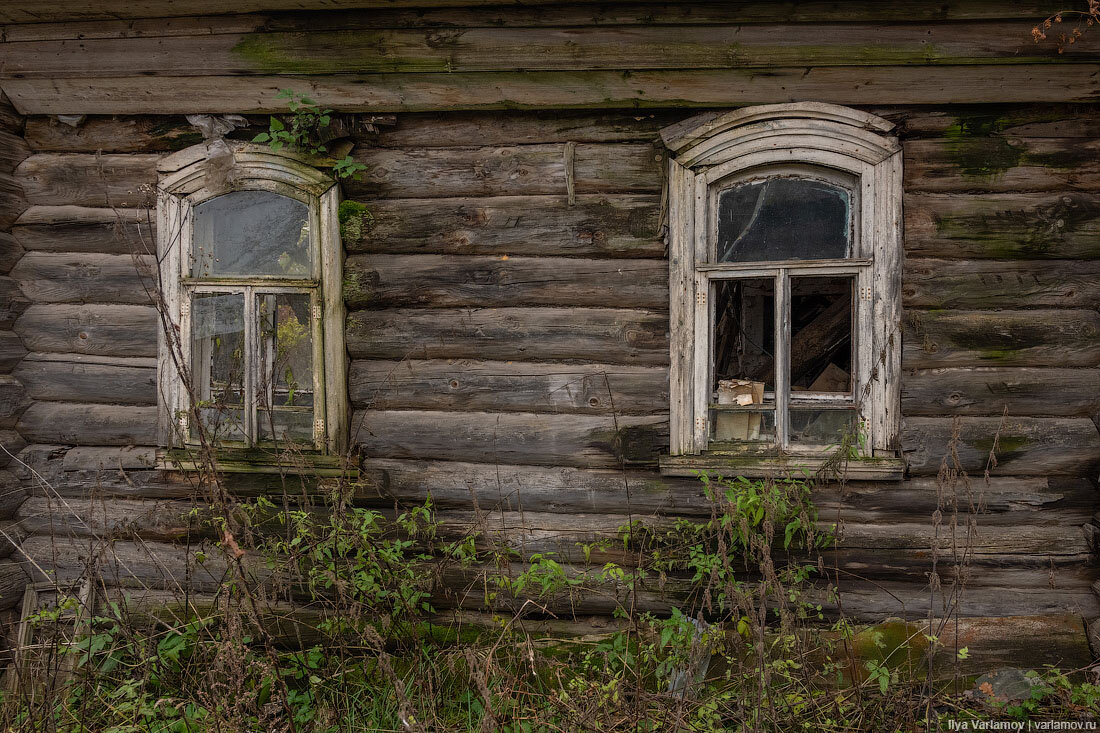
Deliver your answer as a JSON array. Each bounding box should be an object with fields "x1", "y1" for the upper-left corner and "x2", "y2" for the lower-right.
[
  {"x1": 695, "y1": 416, "x2": 706, "y2": 431},
  {"x1": 314, "y1": 417, "x2": 326, "y2": 436},
  {"x1": 179, "y1": 299, "x2": 190, "y2": 319},
  {"x1": 859, "y1": 286, "x2": 873, "y2": 302},
  {"x1": 695, "y1": 290, "x2": 706, "y2": 307},
  {"x1": 312, "y1": 303, "x2": 323, "y2": 322}
]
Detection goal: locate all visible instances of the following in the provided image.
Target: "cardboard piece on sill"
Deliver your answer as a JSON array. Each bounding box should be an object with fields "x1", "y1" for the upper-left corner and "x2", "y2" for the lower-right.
[
  {"x1": 715, "y1": 379, "x2": 765, "y2": 441},
  {"x1": 808, "y1": 363, "x2": 851, "y2": 393}
]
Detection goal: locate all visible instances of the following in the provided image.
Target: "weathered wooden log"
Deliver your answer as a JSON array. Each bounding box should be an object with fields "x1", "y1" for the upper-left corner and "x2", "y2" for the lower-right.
[
  {"x1": 11, "y1": 252, "x2": 155, "y2": 304},
  {"x1": 23, "y1": 115, "x2": 204, "y2": 153},
  {"x1": 14, "y1": 304, "x2": 157, "y2": 357},
  {"x1": 14, "y1": 353, "x2": 156, "y2": 405},
  {"x1": 0, "y1": 233, "x2": 25, "y2": 275},
  {"x1": 0, "y1": 21, "x2": 1085, "y2": 80},
  {"x1": 0, "y1": 331, "x2": 28, "y2": 373},
  {"x1": 0, "y1": 430, "x2": 26, "y2": 468},
  {"x1": 900, "y1": 416, "x2": 1100, "y2": 477},
  {"x1": 344, "y1": 254, "x2": 667, "y2": 310},
  {"x1": 904, "y1": 192, "x2": 1100, "y2": 260},
  {"x1": 929, "y1": 615, "x2": 1093, "y2": 681},
  {"x1": 345, "y1": 194, "x2": 661, "y2": 258},
  {"x1": 12, "y1": 206, "x2": 154, "y2": 254},
  {"x1": 0, "y1": 276, "x2": 30, "y2": 329},
  {"x1": 10, "y1": 66, "x2": 1100, "y2": 116},
  {"x1": 361, "y1": 458, "x2": 1096, "y2": 519},
  {"x1": 904, "y1": 259, "x2": 1100, "y2": 309},
  {"x1": 0, "y1": 559, "x2": 28, "y2": 611},
  {"x1": 889, "y1": 105, "x2": 1100, "y2": 139},
  {"x1": 350, "y1": 359, "x2": 668, "y2": 415},
  {"x1": 23, "y1": 111, "x2": 675, "y2": 152},
  {"x1": 353, "y1": 409, "x2": 667, "y2": 468},
  {"x1": 0, "y1": 375, "x2": 29, "y2": 428},
  {"x1": 0, "y1": 129, "x2": 31, "y2": 175},
  {"x1": 0, "y1": 91, "x2": 22, "y2": 132},
  {"x1": 0, "y1": 172, "x2": 27, "y2": 230},
  {"x1": 905, "y1": 137, "x2": 1100, "y2": 193},
  {"x1": 16, "y1": 402, "x2": 157, "y2": 445},
  {"x1": 0, "y1": 470, "x2": 28, "y2": 520},
  {"x1": 346, "y1": 307, "x2": 669, "y2": 365},
  {"x1": 343, "y1": 143, "x2": 661, "y2": 199},
  {"x1": 0, "y1": 1, "x2": 1078, "y2": 28},
  {"x1": 902, "y1": 367, "x2": 1100, "y2": 417},
  {"x1": 15, "y1": 497, "x2": 207, "y2": 543},
  {"x1": 903, "y1": 309, "x2": 1100, "y2": 368},
  {"x1": 14, "y1": 154, "x2": 158, "y2": 208}
]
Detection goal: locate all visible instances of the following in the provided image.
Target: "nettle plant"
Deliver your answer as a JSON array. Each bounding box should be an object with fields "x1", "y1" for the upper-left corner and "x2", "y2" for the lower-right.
[{"x1": 253, "y1": 89, "x2": 368, "y2": 180}]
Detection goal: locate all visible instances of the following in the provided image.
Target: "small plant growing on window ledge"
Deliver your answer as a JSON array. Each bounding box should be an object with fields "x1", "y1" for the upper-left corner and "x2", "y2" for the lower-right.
[{"x1": 253, "y1": 89, "x2": 368, "y2": 180}]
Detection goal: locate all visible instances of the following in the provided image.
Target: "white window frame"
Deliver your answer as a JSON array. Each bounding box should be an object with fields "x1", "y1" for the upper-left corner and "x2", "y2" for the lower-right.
[
  {"x1": 660, "y1": 103, "x2": 903, "y2": 476},
  {"x1": 155, "y1": 142, "x2": 348, "y2": 457}
]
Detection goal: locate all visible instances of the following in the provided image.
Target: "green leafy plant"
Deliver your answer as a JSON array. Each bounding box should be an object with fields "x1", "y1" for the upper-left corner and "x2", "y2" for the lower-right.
[{"x1": 252, "y1": 89, "x2": 368, "y2": 180}]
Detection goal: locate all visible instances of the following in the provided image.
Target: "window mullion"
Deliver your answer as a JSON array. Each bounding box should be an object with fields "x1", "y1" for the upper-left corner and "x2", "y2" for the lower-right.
[{"x1": 775, "y1": 269, "x2": 791, "y2": 449}]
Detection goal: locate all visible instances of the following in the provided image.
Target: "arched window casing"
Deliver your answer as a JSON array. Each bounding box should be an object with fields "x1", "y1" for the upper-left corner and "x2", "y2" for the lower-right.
[
  {"x1": 155, "y1": 143, "x2": 347, "y2": 459},
  {"x1": 660, "y1": 103, "x2": 903, "y2": 478}
]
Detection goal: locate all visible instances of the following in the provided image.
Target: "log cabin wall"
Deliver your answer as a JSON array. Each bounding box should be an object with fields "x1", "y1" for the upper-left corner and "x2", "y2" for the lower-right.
[{"x1": 0, "y1": 1, "x2": 1099, "y2": 661}]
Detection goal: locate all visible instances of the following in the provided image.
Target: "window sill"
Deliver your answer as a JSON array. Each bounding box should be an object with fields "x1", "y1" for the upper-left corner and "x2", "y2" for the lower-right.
[
  {"x1": 156, "y1": 448, "x2": 357, "y2": 478},
  {"x1": 658, "y1": 453, "x2": 905, "y2": 481}
]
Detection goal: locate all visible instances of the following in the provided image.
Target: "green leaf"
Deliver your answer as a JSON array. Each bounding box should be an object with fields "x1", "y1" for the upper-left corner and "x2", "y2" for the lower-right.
[
  {"x1": 269, "y1": 116, "x2": 285, "y2": 132},
  {"x1": 252, "y1": 132, "x2": 271, "y2": 143}
]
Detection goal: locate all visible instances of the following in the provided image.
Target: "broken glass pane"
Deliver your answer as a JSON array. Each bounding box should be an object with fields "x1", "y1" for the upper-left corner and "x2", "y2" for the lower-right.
[
  {"x1": 192, "y1": 191, "x2": 311, "y2": 278},
  {"x1": 789, "y1": 276, "x2": 853, "y2": 395},
  {"x1": 716, "y1": 178, "x2": 851, "y2": 262},
  {"x1": 256, "y1": 292, "x2": 315, "y2": 445},
  {"x1": 711, "y1": 278, "x2": 775, "y2": 444},
  {"x1": 190, "y1": 292, "x2": 247, "y2": 442}
]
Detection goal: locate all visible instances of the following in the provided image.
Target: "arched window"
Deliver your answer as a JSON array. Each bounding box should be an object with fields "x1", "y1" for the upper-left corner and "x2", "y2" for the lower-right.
[
  {"x1": 660, "y1": 103, "x2": 904, "y2": 479},
  {"x1": 156, "y1": 143, "x2": 347, "y2": 461}
]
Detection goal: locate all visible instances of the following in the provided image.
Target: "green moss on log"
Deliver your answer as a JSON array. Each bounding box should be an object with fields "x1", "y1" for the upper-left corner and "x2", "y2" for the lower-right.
[{"x1": 338, "y1": 200, "x2": 372, "y2": 243}]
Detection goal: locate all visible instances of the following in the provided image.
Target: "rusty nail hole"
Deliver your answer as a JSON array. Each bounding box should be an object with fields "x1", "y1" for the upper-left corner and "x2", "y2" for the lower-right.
[
  {"x1": 588, "y1": 397, "x2": 600, "y2": 407},
  {"x1": 78, "y1": 332, "x2": 88, "y2": 339},
  {"x1": 449, "y1": 380, "x2": 459, "y2": 389}
]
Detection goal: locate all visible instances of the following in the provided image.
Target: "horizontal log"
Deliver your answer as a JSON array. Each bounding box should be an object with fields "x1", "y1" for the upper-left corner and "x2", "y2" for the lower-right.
[
  {"x1": 0, "y1": 1, "x2": 1074, "y2": 27},
  {"x1": 0, "y1": 430, "x2": 26, "y2": 467},
  {"x1": 903, "y1": 309, "x2": 1100, "y2": 368},
  {"x1": 11, "y1": 252, "x2": 155, "y2": 304},
  {"x1": 23, "y1": 115, "x2": 204, "y2": 153},
  {"x1": 930, "y1": 615, "x2": 1092, "y2": 680},
  {"x1": 904, "y1": 192, "x2": 1100, "y2": 259},
  {"x1": 0, "y1": 331, "x2": 27, "y2": 373},
  {"x1": 0, "y1": 172, "x2": 27, "y2": 230},
  {"x1": 16, "y1": 497, "x2": 204, "y2": 543},
  {"x1": 904, "y1": 259, "x2": 1100, "y2": 309},
  {"x1": 902, "y1": 367, "x2": 1100, "y2": 417},
  {"x1": 345, "y1": 143, "x2": 662, "y2": 199},
  {"x1": 350, "y1": 359, "x2": 668, "y2": 414},
  {"x1": 16, "y1": 402, "x2": 157, "y2": 445},
  {"x1": 0, "y1": 129, "x2": 31, "y2": 175},
  {"x1": 3, "y1": 21, "x2": 1088, "y2": 80},
  {"x1": 14, "y1": 304, "x2": 157, "y2": 357},
  {"x1": 0, "y1": 276, "x2": 29, "y2": 329},
  {"x1": 0, "y1": 375, "x2": 29, "y2": 427},
  {"x1": 889, "y1": 105, "x2": 1100, "y2": 139},
  {"x1": 344, "y1": 254, "x2": 667, "y2": 310},
  {"x1": 0, "y1": 470, "x2": 28, "y2": 521},
  {"x1": 347, "y1": 307, "x2": 669, "y2": 365},
  {"x1": 900, "y1": 416, "x2": 1100, "y2": 476},
  {"x1": 15, "y1": 154, "x2": 158, "y2": 208},
  {"x1": 14, "y1": 352, "x2": 156, "y2": 405},
  {"x1": 0, "y1": 559, "x2": 27, "y2": 611},
  {"x1": 905, "y1": 137, "x2": 1100, "y2": 193},
  {"x1": 362, "y1": 458, "x2": 1097, "y2": 518},
  {"x1": 12, "y1": 206, "x2": 154, "y2": 254},
  {"x1": 346, "y1": 194, "x2": 662, "y2": 258},
  {"x1": 7, "y1": 65, "x2": 1100, "y2": 116},
  {"x1": 353, "y1": 409, "x2": 668, "y2": 468},
  {"x1": 0, "y1": 233, "x2": 25, "y2": 275}
]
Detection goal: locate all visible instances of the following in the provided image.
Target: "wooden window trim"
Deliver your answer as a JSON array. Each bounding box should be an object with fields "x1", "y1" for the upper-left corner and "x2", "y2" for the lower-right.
[
  {"x1": 658, "y1": 103, "x2": 904, "y2": 479},
  {"x1": 153, "y1": 142, "x2": 349, "y2": 468}
]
